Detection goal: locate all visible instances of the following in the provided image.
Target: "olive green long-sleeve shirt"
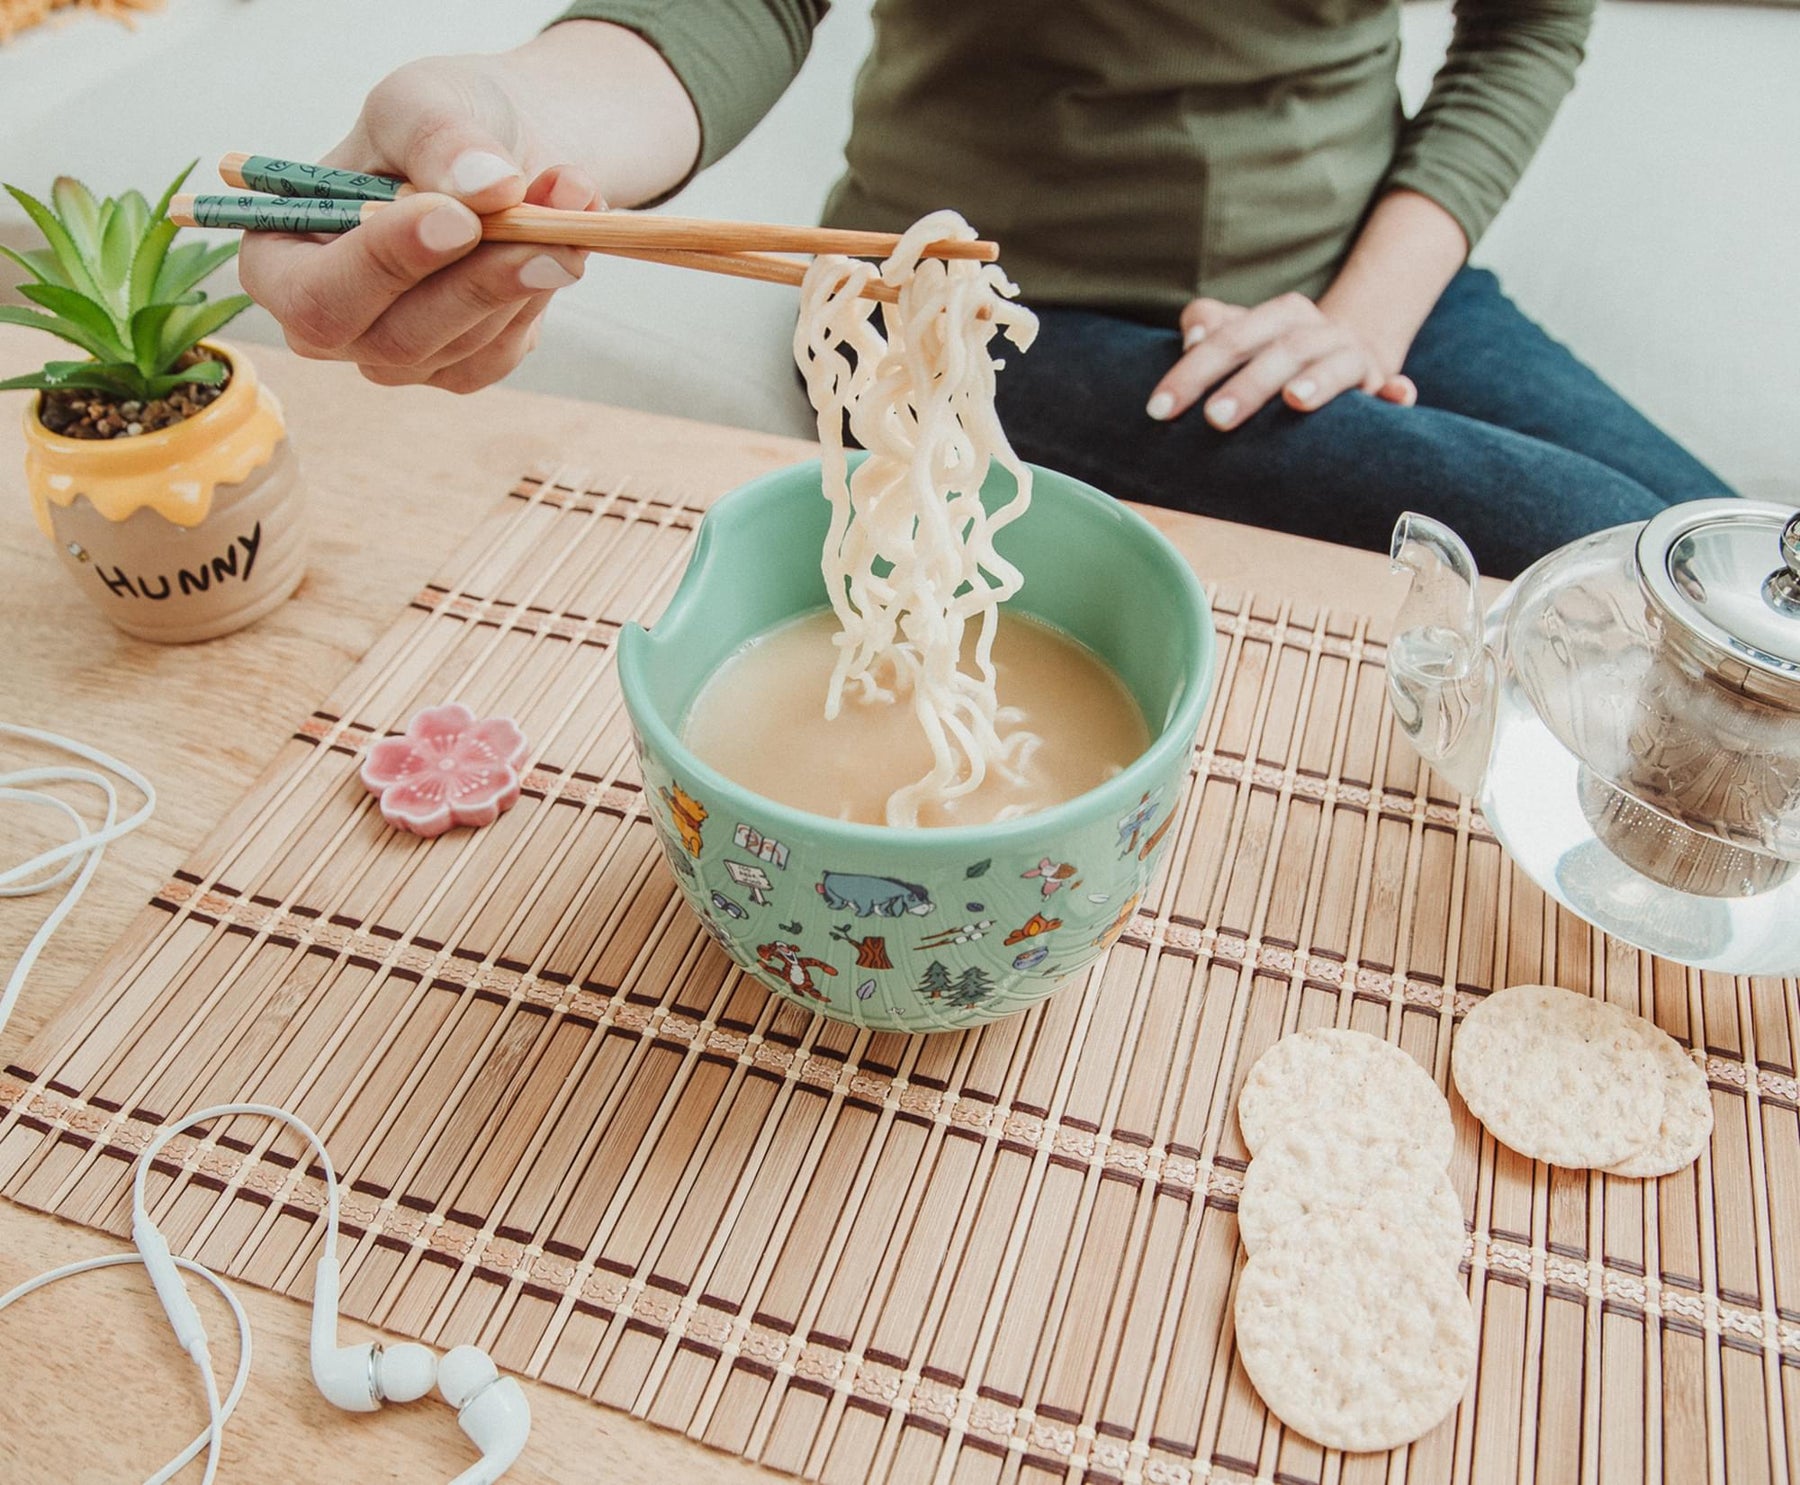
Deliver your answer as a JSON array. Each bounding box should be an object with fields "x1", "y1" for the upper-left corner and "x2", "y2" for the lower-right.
[{"x1": 557, "y1": 0, "x2": 1592, "y2": 319}]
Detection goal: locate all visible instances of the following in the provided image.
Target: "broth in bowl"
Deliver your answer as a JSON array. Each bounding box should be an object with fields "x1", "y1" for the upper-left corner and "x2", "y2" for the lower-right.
[{"x1": 681, "y1": 607, "x2": 1150, "y2": 829}]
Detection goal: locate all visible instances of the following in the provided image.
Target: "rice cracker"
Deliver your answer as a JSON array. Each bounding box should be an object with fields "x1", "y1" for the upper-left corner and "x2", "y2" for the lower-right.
[
  {"x1": 1237, "y1": 1027, "x2": 1454, "y2": 1166},
  {"x1": 1605, "y1": 1029, "x2": 1714, "y2": 1178},
  {"x1": 1234, "y1": 1209, "x2": 1476, "y2": 1452},
  {"x1": 1237, "y1": 1124, "x2": 1466, "y2": 1270},
  {"x1": 1452, "y1": 984, "x2": 1663, "y2": 1168}
]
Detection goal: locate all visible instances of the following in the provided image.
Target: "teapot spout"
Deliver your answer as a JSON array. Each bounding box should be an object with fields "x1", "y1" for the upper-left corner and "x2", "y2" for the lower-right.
[{"x1": 1386, "y1": 513, "x2": 1496, "y2": 798}]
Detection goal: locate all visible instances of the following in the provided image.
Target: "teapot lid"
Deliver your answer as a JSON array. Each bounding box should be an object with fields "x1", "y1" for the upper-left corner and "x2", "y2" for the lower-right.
[{"x1": 1636, "y1": 500, "x2": 1800, "y2": 706}]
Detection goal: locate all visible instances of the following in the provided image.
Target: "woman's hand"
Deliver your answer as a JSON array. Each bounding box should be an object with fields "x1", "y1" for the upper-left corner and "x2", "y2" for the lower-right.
[
  {"x1": 1146, "y1": 292, "x2": 1417, "y2": 429},
  {"x1": 237, "y1": 24, "x2": 700, "y2": 394},
  {"x1": 1144, "y1": 191, "x2": 1469, "y2": 429}
]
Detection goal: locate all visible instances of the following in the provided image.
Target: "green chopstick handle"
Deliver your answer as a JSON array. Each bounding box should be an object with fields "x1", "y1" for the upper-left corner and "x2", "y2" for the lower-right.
[
  {"x1": 230, "y1": 155, "x2": 404, "y2": 202},
  {"x1": 189, "y1": 195, "x2": 369, "y2": 232}
]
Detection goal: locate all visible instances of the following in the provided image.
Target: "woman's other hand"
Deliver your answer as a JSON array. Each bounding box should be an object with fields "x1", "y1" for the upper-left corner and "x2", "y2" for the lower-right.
[
  {"x1": 1143, "y1": 191, "x2": 1469, "y2": 429},
  {"x1": 1145, "y1": 293, "x2": 1417, "y2": 430},
  {"x1": 237, "y1": 24, "x2": 700, "y2": 394}
]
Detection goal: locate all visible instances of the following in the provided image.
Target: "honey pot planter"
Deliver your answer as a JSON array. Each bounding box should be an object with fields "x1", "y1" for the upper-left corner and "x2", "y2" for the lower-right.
[{"x1": 24, "y1": 341, "x2": 306, "y2": 643}]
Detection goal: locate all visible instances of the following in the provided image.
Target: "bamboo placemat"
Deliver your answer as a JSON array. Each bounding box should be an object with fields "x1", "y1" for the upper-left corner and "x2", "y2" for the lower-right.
[{"x1": 3, "y1": 468, "x2": 1797, "y2": 1485}]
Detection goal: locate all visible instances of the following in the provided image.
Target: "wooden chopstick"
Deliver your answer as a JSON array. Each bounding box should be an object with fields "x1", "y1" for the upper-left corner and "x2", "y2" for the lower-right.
[
  {"x1": 474, "y1": 205, "x2": 997, "y2": 263},
  {"x1": 212, "y1": 154, "x2": 997, "y2": 261},
  {"x1": 601, "y1": 245, "x2": 901, "y2": 303},
  {"x1": 220, "y1": 152, "x2": 409, "y2": 203},
  {"x1": 196, "y1": 154, "x2": 998, "y2": 310},
  {"x1": 172, "y1": 195, "x2": 903, "y2": 304}
]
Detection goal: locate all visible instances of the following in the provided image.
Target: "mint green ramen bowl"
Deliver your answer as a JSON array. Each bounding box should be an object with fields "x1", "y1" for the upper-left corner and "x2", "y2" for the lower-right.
[{"x1": 618, "y1": 457, "x2": 1214, "y2": 1031}]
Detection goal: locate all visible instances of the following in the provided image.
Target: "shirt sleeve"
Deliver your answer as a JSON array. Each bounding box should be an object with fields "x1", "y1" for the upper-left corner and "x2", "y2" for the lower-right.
[
  {"x1": 1383, "y1": 0, "x2": 1595, "y2": 251},
  {"x1": 552, "y1": 0, "x2": 832, "y2": 172}
]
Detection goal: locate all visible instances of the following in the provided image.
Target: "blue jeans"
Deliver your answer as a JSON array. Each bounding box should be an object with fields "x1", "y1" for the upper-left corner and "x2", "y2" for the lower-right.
[{"x1": 995, "y1": 268, "x2": 1733, "y2": 579}]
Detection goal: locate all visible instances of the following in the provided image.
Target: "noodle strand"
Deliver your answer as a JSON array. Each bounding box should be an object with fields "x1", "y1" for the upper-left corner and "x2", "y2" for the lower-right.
[{"x1": 795, "y1": 211, "x2": 1040, "y2": 827}]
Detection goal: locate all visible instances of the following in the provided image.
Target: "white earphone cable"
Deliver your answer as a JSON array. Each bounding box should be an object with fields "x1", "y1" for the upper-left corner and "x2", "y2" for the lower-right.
[
  {"x1": 0, "y1": 724, "x2": 156, "y2": 880},
  {"x1": 0, "y1": 780, "x2": 97, "y2": 894},
  {"x1": 0, "y1": 1250, "x2": 252, "y2": 1485},
  {"x1": 0, "y1": 723, "x2": 156, "y2": 1047},
  {"x1": 0, "y1": 1104, "x2": 341, "y2": 1485},
  {"x1": 197, "y1": 1337, "x2": 227, "y2": 1485},
  {"x1": 133, "y1": 1102, "x2": 343, "y2": 1260}
]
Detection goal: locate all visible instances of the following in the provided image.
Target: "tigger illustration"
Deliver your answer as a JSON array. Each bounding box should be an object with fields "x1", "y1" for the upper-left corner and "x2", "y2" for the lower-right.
[
  {"x1": 756, "y1": 940, "x2": 839, "y2": 1002},
  {"x1": 659, "y1": 782, "x2": 707, "y2": 857}
]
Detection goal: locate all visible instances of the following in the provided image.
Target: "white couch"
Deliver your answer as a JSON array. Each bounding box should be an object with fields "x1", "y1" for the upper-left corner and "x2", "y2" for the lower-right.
[{"x1": 1, "y1": 0, "x2": 1794, "y2": 505}]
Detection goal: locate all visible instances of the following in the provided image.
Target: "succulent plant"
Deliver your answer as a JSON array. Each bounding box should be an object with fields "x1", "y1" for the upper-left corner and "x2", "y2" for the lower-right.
[{"x1": 0, "y1": 162, "x2": 251, "y2": 403}]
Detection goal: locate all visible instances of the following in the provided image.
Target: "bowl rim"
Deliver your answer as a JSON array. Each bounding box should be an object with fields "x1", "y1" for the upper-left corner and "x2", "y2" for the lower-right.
[{"x1": 619, "y1": 457, "x2": 1215, "y2": 854}]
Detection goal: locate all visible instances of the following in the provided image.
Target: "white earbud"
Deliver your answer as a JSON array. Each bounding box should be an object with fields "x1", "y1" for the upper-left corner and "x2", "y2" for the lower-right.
[
  {"x1": 309, "y1": 1251, "x2": 438, "y2": 1409},
  {"x1": 438, "y1": 1345, "x2": 532, "y2": 1485}
]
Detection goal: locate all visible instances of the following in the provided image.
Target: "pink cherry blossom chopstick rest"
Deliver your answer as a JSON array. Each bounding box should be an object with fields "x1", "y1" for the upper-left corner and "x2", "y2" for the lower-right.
[{"x1": 359, "y1": 702, "x2": 529, "y2": 838}]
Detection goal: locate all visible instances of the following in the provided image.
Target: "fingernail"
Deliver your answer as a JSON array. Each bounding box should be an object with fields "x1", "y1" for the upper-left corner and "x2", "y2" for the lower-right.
[
  {"x1": 1205, "y1": 396, "x2": 1238, "y2": 429},
  {"x1": 1289, "y1": 378, "x2": 1317, "y2": 406},
  {"x1": 520, "y1": 254, "x2": 578, "y2": 290},
  {"x1": 450, "y1": 150, "x2": 521, "y2": 195},
  {"x1": 418, "y1": 204, "x2": 479, "y2": 253},
  {"x1": 1183, "y1": 325, "x2": 1206, "y2": 349},
  {"x1": 1146, "y1": 391, "x2": 1175, "y2": 421}
]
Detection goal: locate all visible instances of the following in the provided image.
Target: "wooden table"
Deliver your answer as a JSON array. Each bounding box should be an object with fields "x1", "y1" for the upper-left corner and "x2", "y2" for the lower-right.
[{"x1": 0, "y1": 323, "x2": 1405, "y2": 1483}]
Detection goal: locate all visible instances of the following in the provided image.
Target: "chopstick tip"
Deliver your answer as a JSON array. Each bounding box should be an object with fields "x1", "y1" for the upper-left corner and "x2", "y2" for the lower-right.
[{"x1": 919, "y1": 238, "x2": 1001, "y2": 263}]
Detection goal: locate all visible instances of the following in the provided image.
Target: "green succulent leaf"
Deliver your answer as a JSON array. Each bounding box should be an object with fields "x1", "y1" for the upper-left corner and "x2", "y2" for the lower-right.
[
  {"x1": 152, "y1": 239, "x2": 237, "y2": 303},
  {"x1": 116, "y1": 190, "x2": 150, "y2": 240},
  {"x1": 0, "y1": 304, "x2": 120, "y2": 363},
  {"x1": 2, "y1": 359, "x2": 149, "y2": 399},
  {"x1": 130, "y1": 302, "x2": 180, "y2": 376},
  {"x1": 5, "y1": 184, "x2": 104, "y2": 304},
  {"x1": 100, "y1": 194, "x2": 145, "y2": 307},
  {"x1": 15, "y1": 284, "x2": 129, "y2": 360},
  {"x1": 150, "y1": 161, "x2": 196, "y2": 225},
  {"x1": 129, "y1": 218, "x2": 179, "y2": 314},
  {"x1": 0, "y1": 244, "x2": 70, "y2": 289},
  {"x1": 145, "y1": 357, "x2": 227, "y2": 399},
  {"x1": 43, "y1": 358, "x2": 136, "y2": 392},
  {"x1": 159, "y1": 293, "x2": 252, "y2": 367},
  {"x1": 0, "y1": 304, "x2": 62, "y2": 336},
  {"x1": 50, "y1": 177, "x2": 102, "y2": 256},
  {"x1": 0, "y1": 371, "x2": 64, "y2": 393}
]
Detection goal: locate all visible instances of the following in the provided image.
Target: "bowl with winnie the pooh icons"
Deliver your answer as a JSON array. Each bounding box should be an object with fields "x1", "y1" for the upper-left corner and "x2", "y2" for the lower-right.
[{"x1": 617, "y1": 456, "x2": 1215, "y2": 1032}]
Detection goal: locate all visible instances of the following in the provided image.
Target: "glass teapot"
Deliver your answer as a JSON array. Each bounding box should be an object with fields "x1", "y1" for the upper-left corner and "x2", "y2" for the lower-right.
[{"x1": 1387, "y1": 500, "x2": 1800, "y2": 975}]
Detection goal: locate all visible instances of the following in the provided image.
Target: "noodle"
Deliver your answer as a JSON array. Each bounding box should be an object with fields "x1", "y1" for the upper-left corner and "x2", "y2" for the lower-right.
[{"x1": 794, "y1": 210, "x2": 1041, "y2": 827}]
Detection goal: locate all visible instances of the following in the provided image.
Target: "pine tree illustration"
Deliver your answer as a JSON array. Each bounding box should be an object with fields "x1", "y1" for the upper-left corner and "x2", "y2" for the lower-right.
[
  {"x1": 948, "y1": 965, "x2": 995, "y2": 1008},
  {"x1": 917, "y1": 961, "x2": 954, "y2": 1000}
]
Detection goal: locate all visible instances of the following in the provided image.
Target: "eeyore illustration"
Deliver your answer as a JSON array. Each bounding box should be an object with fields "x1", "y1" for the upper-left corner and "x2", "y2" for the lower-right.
[{"x1": 816, "y1": 871, "x2": 936, "y2": 918}]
